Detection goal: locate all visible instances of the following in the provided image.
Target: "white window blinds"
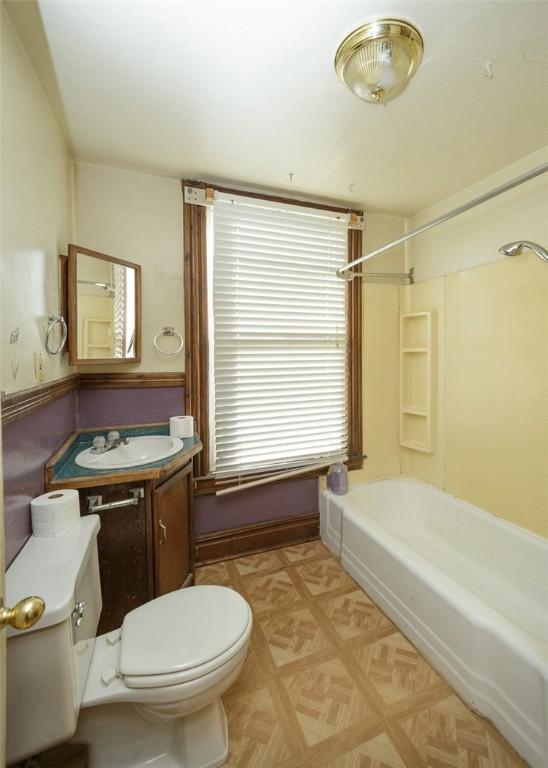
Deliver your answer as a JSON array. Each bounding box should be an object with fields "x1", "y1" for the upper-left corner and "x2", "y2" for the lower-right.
[{"x1": 208, "y1": 192, "x2": 349, "y2": 478}]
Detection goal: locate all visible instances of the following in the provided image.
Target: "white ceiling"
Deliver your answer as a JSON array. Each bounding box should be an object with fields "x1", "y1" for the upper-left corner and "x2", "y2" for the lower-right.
[{"x1": 30, "y1": 0, "x2": 548, "y2": 213}]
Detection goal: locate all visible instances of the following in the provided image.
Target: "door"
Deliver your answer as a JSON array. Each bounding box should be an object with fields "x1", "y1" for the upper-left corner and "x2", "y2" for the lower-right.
[
  {"x1": 152, "y1": 462, "x2": 193, "y2": 595},
  {"x1": 1, "y1": 406, "x2": 5, "y2": 766}
]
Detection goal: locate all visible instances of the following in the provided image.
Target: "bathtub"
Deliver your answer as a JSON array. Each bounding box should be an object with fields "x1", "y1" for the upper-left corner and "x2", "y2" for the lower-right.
[{"x1": 321, "y1": 477, "x2": 548, "y2": 768}]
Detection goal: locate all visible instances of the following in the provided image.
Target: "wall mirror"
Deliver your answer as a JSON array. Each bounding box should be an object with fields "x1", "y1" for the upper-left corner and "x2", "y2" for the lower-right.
[{"x1": 67, "y1": 244, "x2": 141, "y2": 365}]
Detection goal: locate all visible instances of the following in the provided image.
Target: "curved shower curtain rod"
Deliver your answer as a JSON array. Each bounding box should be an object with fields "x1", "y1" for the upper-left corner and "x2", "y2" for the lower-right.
[{"x1": 337, "y1": 162, "x2": 548, "y2": 278}]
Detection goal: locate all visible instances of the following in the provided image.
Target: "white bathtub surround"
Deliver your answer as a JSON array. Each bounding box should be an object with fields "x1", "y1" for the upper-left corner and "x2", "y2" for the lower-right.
[{"x1": 320, "y1": 477, "x2": 548, "y2": 768}]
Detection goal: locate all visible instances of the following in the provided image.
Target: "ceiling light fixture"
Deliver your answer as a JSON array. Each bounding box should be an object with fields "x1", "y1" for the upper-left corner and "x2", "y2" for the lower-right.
[{"x1": 335, "y1": 19, "x2": 423, "y2": 105}]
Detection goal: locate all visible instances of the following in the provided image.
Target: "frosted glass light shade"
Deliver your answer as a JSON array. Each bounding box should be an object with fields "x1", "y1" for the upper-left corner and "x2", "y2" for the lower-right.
[{"x1": 335, "y1": 20, "x2": 423, "y2": 104}]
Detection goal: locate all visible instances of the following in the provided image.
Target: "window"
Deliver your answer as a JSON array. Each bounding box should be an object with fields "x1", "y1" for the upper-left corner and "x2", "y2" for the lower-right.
[{"x1": 183, "y1": 183, "x2": 362, "y2": 487}]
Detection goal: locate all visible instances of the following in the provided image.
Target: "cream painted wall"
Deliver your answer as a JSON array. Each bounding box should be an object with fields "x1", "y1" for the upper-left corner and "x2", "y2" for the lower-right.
[
  {"x1": 408, "y1": 147, "x2": 548, "y2": 282},
  {"x1": 361, "y1": 213, "x2": 406, "y2": 275},
  {"x1": 73, "y1": 163, "x2": 184, "y2": 372},
  {"x1": 1, "y1": 12, "x2": 184, "y2": 387},
  {"x1": 400, "y1": 151, "x2": 548, "y2": 537},
  {"x1": 444, "y1": 253, "x2": 547, "y2": 537},
  {"x1": 350, "y1": 282, "x2": 401, "y2": 486},
  {"x1": 350, "y1": 213, "x2": 404, "y2": 486},
  {"x1": 1, "y1": 5, "x2": 74, "y2": 394}
]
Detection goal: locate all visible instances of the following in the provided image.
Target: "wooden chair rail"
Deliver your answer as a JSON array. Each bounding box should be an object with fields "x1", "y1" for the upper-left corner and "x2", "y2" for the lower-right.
[{"x1": 1, "y1": 372, "x2": 186, "y2": 426}]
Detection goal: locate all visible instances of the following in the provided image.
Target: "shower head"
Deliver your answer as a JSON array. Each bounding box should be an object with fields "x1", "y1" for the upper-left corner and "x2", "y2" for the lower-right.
[{"x1": 499, "y1": 241, "x2": 548, "y2": 263}]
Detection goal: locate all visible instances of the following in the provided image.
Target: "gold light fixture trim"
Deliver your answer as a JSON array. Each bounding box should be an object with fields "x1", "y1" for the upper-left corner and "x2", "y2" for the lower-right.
[{"x1": 335, "y1": 19, "x2": 424, "y2": 104}]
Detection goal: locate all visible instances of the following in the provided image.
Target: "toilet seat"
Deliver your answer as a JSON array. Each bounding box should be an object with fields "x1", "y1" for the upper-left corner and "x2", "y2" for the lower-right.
[
  {"x1": 119, "y1": 585, "x2": 251, "y2": 688},
  {"x1": 81, "y1": 584, "x2": 252, "y2": 709}
]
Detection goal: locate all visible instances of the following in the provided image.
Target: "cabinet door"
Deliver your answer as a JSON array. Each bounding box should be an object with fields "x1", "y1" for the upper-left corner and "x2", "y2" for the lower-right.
[
  {"x1": 152, "y1": 462, "x2": 193, "y2": 596},
  {"x1": 80, "y1": 483, "x2": 151, "y2": 633}
]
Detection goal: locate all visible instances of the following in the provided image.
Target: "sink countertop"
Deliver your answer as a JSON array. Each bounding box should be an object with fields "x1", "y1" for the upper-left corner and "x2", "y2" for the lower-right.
[{"x1": 46, "y1": 424, "x2": 202, "y2": 490}]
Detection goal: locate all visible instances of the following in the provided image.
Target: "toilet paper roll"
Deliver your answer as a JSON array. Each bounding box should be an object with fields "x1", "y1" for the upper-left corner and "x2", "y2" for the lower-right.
[
  {"x1": 31, "y1": 489, "x2": 81, "y2": 537},
  {"x1": 169, "y1": 415, "x2": 194, "y2": 438}
]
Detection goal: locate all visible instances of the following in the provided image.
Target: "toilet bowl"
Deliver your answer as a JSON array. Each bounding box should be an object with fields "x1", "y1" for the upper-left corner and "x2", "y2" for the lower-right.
[
  {"x1": 82, "y1": 586, "x2": 252, "y2": 714},
  {"x1": 76, "y1": 585, "x2": 252, "y2": 767},
  {"x1": 6, "y1": 515, "x2": 252, "y2": 768}
]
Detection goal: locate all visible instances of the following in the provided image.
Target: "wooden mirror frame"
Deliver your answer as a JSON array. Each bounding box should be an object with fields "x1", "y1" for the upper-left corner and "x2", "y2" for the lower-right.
[{"x1": 67, "y1": 243, "x2": 142, "y2": 365}]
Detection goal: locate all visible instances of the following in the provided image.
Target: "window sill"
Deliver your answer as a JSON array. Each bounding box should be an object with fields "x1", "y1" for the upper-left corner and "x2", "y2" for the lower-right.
[{"x1": 193, "y1": 456, "x2": 365, "y2": 495}]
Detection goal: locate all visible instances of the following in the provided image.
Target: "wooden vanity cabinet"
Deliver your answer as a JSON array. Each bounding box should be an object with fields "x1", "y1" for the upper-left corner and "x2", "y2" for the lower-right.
[
  {"x1": 79, "y1": 460, "x2": 194, "y2": 633},
  {"x1": 151, "y1": 462, "x2": 193, "y2": 596}
]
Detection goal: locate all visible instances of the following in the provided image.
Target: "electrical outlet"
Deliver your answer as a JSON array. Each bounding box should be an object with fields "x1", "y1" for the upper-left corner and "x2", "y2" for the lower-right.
[{"x1": 33, "y1": 352, "x2": 46, "y2": 383}]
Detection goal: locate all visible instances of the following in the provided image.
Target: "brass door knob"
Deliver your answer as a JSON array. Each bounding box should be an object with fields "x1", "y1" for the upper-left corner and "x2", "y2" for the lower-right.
[{"x1": 0, "y1": 596, "x2": 45, "y2": 630}]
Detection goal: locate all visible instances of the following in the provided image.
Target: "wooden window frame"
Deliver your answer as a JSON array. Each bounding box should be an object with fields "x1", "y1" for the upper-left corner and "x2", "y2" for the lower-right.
[{"x1": 183, "y1": 180, "x2": 363, "y2": 492}]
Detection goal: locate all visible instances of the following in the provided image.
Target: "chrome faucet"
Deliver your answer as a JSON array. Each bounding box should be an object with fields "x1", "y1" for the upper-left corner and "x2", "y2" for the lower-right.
[{"x1": 91, "y1": 431, "x2": 129, "y2": 454}]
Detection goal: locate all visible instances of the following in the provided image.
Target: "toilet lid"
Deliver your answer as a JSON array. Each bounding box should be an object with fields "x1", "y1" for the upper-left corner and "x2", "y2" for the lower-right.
[{"x1": 119, "y1": 585, "x2": 251, "y2": 678}]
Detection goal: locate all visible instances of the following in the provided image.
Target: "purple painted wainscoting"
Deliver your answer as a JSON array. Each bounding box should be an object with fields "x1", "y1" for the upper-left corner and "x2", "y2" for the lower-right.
[
  {"x1": 77, "y1": 386, "x2": 185, "y2": 428},
  {"x1": 3, "y1": 391, "x2": 77, "y2": 565},
  {"x1": 3, "y1": 385, "x2": 184, "y2": 566},
  {"x1": 193, "y1": 477, "x2": 318, "y2": 535},
  {"x1": 3, "y1": 380, "x2": 318, "y2": 566}
]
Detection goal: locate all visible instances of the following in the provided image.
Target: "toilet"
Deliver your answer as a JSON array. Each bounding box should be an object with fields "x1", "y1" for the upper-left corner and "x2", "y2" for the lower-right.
[{"x1": 6, "y1": 515, "x2": 252, "y2": 768}]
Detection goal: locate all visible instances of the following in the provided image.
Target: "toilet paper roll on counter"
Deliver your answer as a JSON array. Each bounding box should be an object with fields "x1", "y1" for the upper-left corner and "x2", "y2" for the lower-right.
[
  {"x1": 169, "y1": 415, "x2": 194, "y2": 438},
  {"x1": 31, "y1": 489, "x2": 81, "y2": 537}
]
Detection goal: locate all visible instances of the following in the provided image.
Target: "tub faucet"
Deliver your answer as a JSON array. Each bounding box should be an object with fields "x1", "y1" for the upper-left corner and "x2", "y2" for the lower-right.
[{"x1": 91, "y1": 431, "x2": 129, "y2": 454}]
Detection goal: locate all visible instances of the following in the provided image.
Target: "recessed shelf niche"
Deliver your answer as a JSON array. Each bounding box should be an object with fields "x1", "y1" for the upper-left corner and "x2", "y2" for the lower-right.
[
  {"x1": 400, "y1": 312, "x2": 432, "y2": 453},
  {"x1": 83, "y1": 318, "x2": 113, "y2": 359}
]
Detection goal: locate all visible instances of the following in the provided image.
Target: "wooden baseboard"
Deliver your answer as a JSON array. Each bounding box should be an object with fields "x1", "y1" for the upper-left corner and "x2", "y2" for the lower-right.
[{"x1": 194, "y1": 512, "x2": 319, "y2": 566}]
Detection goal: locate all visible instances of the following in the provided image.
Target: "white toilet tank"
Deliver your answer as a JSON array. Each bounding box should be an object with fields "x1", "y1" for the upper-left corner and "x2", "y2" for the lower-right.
[{"x1": 6, "y1": 514, "x2": 102, "y2": 764}]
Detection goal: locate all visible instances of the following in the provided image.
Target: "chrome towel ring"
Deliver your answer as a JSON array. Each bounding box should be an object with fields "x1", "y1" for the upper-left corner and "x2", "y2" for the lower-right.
[
  {"x1": 45, "y1": 314, "x2": 68, "y2": 355},
  {"x1": 153, "y1": 327, "x2": 184, "y2": 357}
]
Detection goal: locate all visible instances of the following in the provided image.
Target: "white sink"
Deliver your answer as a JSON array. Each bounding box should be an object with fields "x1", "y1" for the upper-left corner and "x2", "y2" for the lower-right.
[{"x1": 75, "y1": 435, "x2": 184, "y2": 470}]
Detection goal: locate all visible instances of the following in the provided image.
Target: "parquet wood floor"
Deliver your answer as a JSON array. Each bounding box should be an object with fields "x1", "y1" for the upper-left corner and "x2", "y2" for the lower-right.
[{"x1": 195, "y1": 540, "x2": 526, "y2": 767}]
